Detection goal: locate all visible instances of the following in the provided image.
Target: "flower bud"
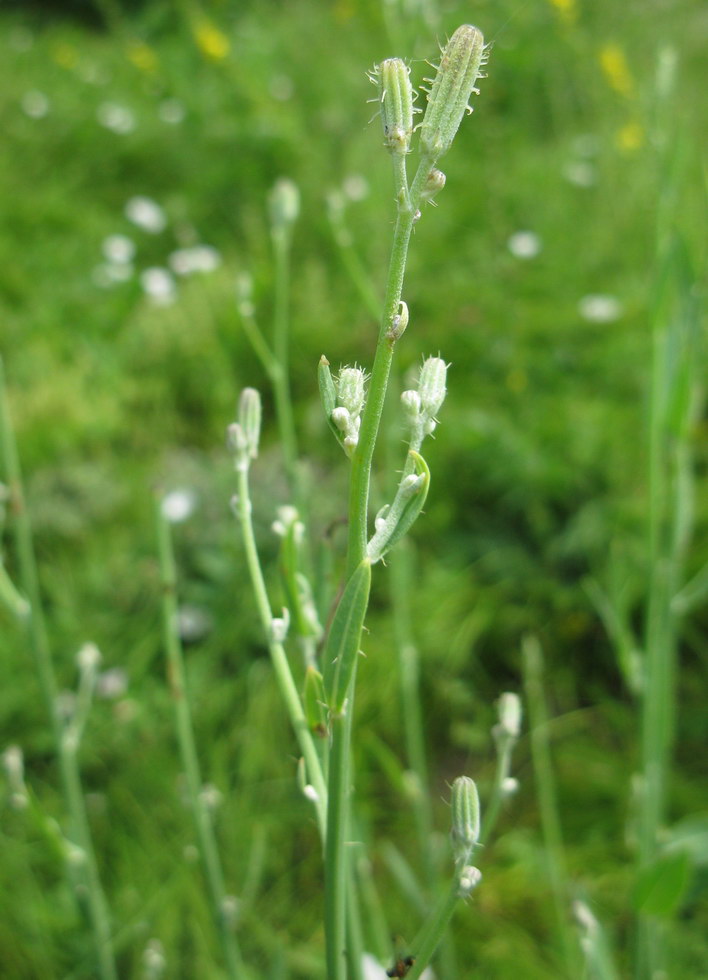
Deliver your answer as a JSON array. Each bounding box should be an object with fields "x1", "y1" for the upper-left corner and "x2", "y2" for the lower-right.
[
  {"x1": 387, "y1": 300, "x2": 409, "y2": 342},
  {"x1": 420, "y1": 25, "x2": 486, "y2": 160},
  {"x1": 400, "y1": 389, "x2": 421, "y2": 421},
  {"x1": 238, "y1": 387, "x2": 262, "y2": 460},
  {"x1": 458, "y1": 865, "x2": 482, "y2": 897},
  {"x1": 450, "y1": 775, "x2": 480, "y2": 864},
  {"x1": 497, "y1": 692, "x2": 522, "y2": 739},
  {"x1": 375, "y1": 58, "x2": 414, "y2": 154},
  {"x1": 418, "y1": 356, "x2": 448, "y2": 417},
  {"x1": 420, "y1": 167, "x2": 446, "y2": 203},
  {"x1": 268, "y1": 177, "x2": 300, "y2": 231},
  {"x1": 337, "y1": 366, "x2": 366, "y2": 418}
]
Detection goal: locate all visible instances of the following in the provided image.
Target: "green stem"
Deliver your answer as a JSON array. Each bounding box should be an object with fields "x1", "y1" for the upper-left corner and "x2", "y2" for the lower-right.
[
  {"x1": 324, "y1": 701, "x2": 355, "y2": 980},
  {"x1": 479, "y1": 739, "x2": 514, "y2": 846},
  {"x1": 346, "y1": 155, "x2": 434, "y2": 577},
  {"x1": 406, "y1": 877, "x2": 462, "y2": 980},
  {"x1": 272, "y1": 231, "x2": 303, "y2": 507},
  {"x1": 234, "y1": 466, "x2": 327, "y2": 838},
  {"x1": 0, "y1": 358, "x2": 117, "y2": 980},
  {"x1": 157, "y1": 505, "x2": 246, "y2": 978}
]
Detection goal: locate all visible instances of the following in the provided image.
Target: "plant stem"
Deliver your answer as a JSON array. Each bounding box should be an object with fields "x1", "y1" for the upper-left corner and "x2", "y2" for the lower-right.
[
  {"x1": 0, "y1": 356, "x2": 116, "y2": 980},
  {"x1": 234, "y1": 466, "x2": 327, "y2": 838},
  {"x1": 346, "y1": 155, "x2": 434, "y2": 576},
  {"x1": 324, "y1": 701, "x2": 355, "y2": 980},
  {"x1": 271, "y1": 229, "x2": 302, "y2": 505},
  {"x1": 156, "y1": 504, "x2": 246, "y2": 978},
  {"x1": 405, "y1": 877, "x2": 462, "y2": 980}
]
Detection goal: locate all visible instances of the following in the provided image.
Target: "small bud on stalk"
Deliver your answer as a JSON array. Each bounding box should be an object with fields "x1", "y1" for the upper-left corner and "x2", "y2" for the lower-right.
[
  {"x1": 375, "y1": 58, "x2": 415, "y2": 155},
  {"x1": 450, "y1": 775, "x2": 481, "y2": 866}
]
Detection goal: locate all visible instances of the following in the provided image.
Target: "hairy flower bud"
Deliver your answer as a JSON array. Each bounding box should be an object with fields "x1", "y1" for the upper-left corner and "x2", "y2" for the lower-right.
[
  {"x1": 375, "y1": 58, "x2": 414, "y2": 154},
  {"x1": 238, "y1": 388, "x2": 262, "y2": 460},
  {"x1": 450, "y1": 775, "x2": 480, "y2": 864},
  {"x1": 418, "y1": 356, "x2": 448, "y2": 418},
  {"x1": 337, "y1": 366, "x2": 366, "y2": 418},
  {"x1": 420, "y1": 25, "x2": 486, "y2": 160}
]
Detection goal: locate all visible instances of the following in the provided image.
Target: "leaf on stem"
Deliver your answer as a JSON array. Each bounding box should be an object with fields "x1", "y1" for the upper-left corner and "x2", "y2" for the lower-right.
[{"x1": 323, "y1": 558, "x2": 371, "y2": 714}]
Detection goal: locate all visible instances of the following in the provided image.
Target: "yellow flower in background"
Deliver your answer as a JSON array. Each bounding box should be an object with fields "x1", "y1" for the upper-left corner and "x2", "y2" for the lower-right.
[
  {"x1": 51, "y1": 41, "x2": 78, "y2": 69},
  {"x1": 617, "y1": 121, "x2": 644, "y2": 152},
  {"x1": 126, "y1": 40, "x2": 159, "y2": 74},
  {"x1": 599, "y1": 43, "x2": 635, "y2": 98},
  {"x1": 194, "y1": 20, "x2": 230, "y2": 61},
  {"x1": 547, "y1": 0, "x2": 578, "y2": 26}
]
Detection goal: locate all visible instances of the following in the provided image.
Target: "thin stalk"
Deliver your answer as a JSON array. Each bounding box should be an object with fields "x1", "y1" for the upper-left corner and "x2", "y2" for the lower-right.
[
  {"x1": 327, "y1": 148, "x2": 436, "y2": 976},
  {"x1": 324, "y1": 698, "x2": 355, "y2": 980},
  {"x1": 156, "y1": 505, "x2": 246, "y2": 978},
  {"x1": 271, "y1": 230, "x2": 302, "y2": 504},
  {"x1": 480, "y1": 738, "x2": 515, "y2": 846},
  {"x1": 0, "y1": 357, "x2": 116, "y2": 980},
  {"x1": 234, "y1": 465, "x2": 327, "y2": 838},
  {"x1": 405, "y1": 878, "x2": 462, "y2": 980},
  {"x1": 522, "y1": 635, "x2": 577, "y2": 976}
]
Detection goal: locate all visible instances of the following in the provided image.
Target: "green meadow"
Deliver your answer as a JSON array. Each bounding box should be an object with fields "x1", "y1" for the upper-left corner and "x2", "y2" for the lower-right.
[{"x1": 0, "y1": 0, "x2": 705, "y2": 977}]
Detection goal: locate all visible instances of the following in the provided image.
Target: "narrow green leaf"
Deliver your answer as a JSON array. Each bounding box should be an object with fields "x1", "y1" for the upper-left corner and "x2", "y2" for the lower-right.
[
  {"x1": 367, "y1": 451, "x2": 430, "y2": 563},
  {"x1": 318, "y1": 355, "x2": 344, "y2": 447},
  {"x1": 323, "y1": 559, "x2": 371, "y2": 714},
  {"x1": 303, "y1": 665, "x2": 328, "y2": 736}
]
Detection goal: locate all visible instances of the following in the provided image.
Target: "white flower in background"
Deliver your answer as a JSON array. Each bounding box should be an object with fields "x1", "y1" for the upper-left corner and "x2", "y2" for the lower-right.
[
  {"x1": 142, "y1": 938, "x2": 166, "y2": 979},
  {"x1": 102, "y1": 234, "x2": 135, "y2": 264},
  {"x1": 161, "y1": 488, "x2": 197, "y2": 523},
  {"x1": 507, "y1": 230, "x2": 542, "y2": 260},
  {"x1": 342, "y1": 174, "x2": 369, "y2": 201},
  {"x1": 158, "y1": 98, "x2": 185, "y2": 124},
  {"x1": 578, "y1": 293, "x2": 623, "y2": 323},
  {"x1": 125, "y1": 195, "x2": 167, "y2": 233},
  {"x1": 140, "y1": 267, "x2": 176, "y2": 305},
  {"x1": 563, "y1": 160, "x2": 597, "y2": 187},
  {"x1": 96, "y1": 668, "x2": 128, "y2": 700},
  {"x1": 21, "y1": 90, "x2": 49, "y2": 118},
  {"x1": 76, "y1": 642, "x2": 101, "y2": 673},
  {"x1": 176, "y1": 604, "x2": 213, "y2": 643},
  {"x1": 97, "y1": 101, "x2": 135, "y2": 134},
  {"x1": 169, "y1": 245, "x2": 221, "y2": 276}
]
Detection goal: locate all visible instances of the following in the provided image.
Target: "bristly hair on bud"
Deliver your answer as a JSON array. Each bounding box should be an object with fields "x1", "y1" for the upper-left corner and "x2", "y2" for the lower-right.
[
  {"x1": 420, "y1": 25, "x2": 487, "y2": 161},
  {"x1": 370, "y1": 58, "x2": 416, "y2": 154},
  {"x1": 450, "y1": 775, "x2": 481, "y2": 866}
]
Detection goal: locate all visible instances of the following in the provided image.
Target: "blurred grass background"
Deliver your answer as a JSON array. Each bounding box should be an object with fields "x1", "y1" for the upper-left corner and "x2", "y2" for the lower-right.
[{"x1": 0, "y1": 0, "x2": 706, "y2": 976}]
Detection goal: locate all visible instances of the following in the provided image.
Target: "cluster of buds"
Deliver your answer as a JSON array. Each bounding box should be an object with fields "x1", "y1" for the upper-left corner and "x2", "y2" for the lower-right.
[
  {"x1": 331, "y1": 365, "x2": 367, "y2": 457},
  {"x1": 401, "y1": 356, "x2": 448, "y2": 443},
  {"x1": 227, "y1": 388, "x2": 262, "y2": 472}
]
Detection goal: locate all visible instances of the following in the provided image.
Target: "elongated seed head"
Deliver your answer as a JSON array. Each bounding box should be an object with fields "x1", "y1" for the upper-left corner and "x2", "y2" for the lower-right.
[
  {"x1": 376, "y1": 58, "x2": 414, "y2": 154},
  {"x1": 420, "y1": 25, "x2": 486, "y2": 160}
]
